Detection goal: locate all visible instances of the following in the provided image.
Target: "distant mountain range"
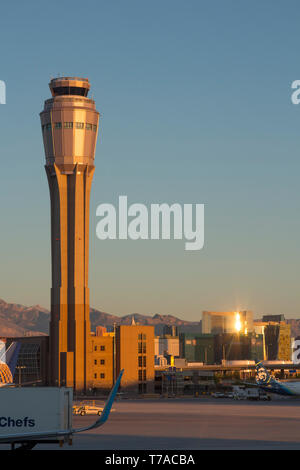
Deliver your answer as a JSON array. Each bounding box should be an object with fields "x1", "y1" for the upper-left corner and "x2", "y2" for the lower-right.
[
  {"x1": 1, "y1": 298, "x2": 300, "y2": 339},
  {"x1": 0, "y1": 299, "x2": 49, "y2": 337},
  {"x1": 0, "y1": 298, "x2": 201, "y2": 337}
]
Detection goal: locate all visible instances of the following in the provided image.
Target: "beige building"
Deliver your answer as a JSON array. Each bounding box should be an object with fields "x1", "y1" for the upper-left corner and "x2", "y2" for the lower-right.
[
  {"x1": 154, "y1": 337, "x2": 180, "y2": 357},
  {"x1": 89, "y1": 334, "x2": 114, "y2": 391},
  {"x1": 116, "y1": 325, "x2": 155, "y2": 394},
  {"x1": 202, "y1": 311, "x2": 254, "y2": 335}
]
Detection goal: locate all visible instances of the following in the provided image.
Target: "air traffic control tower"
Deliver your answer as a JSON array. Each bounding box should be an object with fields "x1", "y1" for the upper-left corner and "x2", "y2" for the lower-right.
[{"x1": 40, "y1": 77, "x2": 99, "y2": 391}]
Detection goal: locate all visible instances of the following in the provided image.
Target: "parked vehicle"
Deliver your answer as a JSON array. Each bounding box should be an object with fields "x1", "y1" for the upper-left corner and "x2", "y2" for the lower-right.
[
  {"x1": 259, "y1": 392, "x2": 271, "y2": 401},
  {"x1": 211, "y1": 392, "x2": 225, "y2": 398},
  {"x1": 233, "y1": 385, "x2": 271, "y2": 401},
  {"x1": 73, "y1": 399, "x2": 116, "y2": 416},
  {"x1": 73, "y1": 404, "x2": 103, "y2": 416},
  {"x1": 233, "y1": 386, "x2": 247, "y2": 400},
  {"x1": 246, "y1": 388, "x2": 261, "y2": 400}
]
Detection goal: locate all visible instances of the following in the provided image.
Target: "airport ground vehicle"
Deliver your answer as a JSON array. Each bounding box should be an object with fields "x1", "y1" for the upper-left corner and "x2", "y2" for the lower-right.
[
  {"x1": 73, "y1": 400, "x2": 116, "y2": 416},
  {"x1": 233, "y1": 386, "x2": 271, "y2": 401},
  {"x1": 73, "y1": 403, "x2": 104, "y2": 416},
  {"x1": 211, "y1": 392, "x2": 225, "y2": 398},
  {"x1": 259, "y1": 392, "x2": 271, "y2": 401},
  {"x1": 233, "y1": 386, "x2": 255, "y2": 400},
  {"x1": 0, "y1": 370, "x2": 123, "y2": 449}
]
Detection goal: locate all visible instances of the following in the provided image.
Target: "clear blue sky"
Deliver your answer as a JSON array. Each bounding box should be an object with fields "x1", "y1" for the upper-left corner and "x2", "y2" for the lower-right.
[{"x1": 0, "y1": 0, "x2": 299, "y2": 320}]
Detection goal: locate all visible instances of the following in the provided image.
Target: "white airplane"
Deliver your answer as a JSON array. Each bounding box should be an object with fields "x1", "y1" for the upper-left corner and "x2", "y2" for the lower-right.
[{"x1": 253, "y1": 362, "x2": 300, "y2": 396}]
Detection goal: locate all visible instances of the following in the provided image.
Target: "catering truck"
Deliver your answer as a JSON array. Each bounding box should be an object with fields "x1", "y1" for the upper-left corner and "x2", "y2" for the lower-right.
[
  {"x1": 232, "y1": 385, "x2": 270, "y2": 401},
  {"x1": 0, "y1": 370, "x2": 123, "y2": 450}
]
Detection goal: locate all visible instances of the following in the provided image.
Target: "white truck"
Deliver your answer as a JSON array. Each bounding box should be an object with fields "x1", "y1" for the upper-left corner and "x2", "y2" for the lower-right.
[
  {"x1": 233, "y1": 385, "x2": 270, "y2": 401},
  {"x1": 233, "y1": 386, "x2": 248, "y2": 400},
  {"x1": 0, "y1": 370, "x2": 123, "y2": 450}
]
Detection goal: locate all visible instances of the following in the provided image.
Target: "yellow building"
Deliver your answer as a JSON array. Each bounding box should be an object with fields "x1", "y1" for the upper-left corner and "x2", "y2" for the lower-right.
[
  {"x1": 116, "y1": 325, "x2": 155, "y2": 394},
  {"x1": 254, "y1": 320, "x2": 291, "y2": 361},
  {"x1": 89, "y1": 334, "x2": 114, "y2": 391},
  {"x1": 278, "y1": 323, "x2": 291, "y2": 361},
  {"x1": 202, "y1": 311, "x2": 253, "y2": 335}
]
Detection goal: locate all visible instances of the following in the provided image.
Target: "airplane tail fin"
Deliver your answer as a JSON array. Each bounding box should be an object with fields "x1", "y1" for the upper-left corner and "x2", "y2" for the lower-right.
[
  {"x1": 255, "y1": 361, "x2": 273, "y2": 385},
  {"x1": 6, "y1": 342, "x2": 21, "y2": 378},
  {"x1": 73, "y1": 369, "x2": 124, "y2": 434}
]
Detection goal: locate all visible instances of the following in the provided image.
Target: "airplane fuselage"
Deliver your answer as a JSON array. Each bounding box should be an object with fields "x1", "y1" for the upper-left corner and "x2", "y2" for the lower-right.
[{"x1": 259, "y1": 381, "x2": 300, "y2": 396}]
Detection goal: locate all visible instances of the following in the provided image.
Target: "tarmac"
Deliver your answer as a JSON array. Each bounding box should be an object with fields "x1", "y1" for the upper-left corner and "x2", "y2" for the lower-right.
[{"x1": 36, "y1": 396, "x2": 300, "y2": 450}]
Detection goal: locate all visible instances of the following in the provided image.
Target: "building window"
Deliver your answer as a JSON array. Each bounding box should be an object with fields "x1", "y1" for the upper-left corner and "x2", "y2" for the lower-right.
[
  {"x1": 86, "y1": 123, "x2": 92, "y2": 130},
  {"x1": 76, "y1": 122, "x2": 84, "y2": 129},
  {"x1": 94, "y1": 359, "x2": 97, "y2": 365},
  {"x1": 138, "y1": 370, "x2": 143, "y2": 381},
  {"x1": 64, "y1": 122, "x2": 73, "y2": 129},
  {"x1": 94, "y1": 373, "x2": 97, "y2": 379},
  {"x1": 14, "y1": 343, "x2": 41, "y2": 383},
  {"x1": 100, "y1": 373, "x2": 105, "y2": 379},
  {"x1": 143, "y1": 370, "x2": 146, "y2": 381},
  {"x1": 100, "y1": 345, "x2": 105, "y2": 351},
  {"x1": 138, "y1": 356, "x2": 146, "y2": 368},
  {"x1": 94, "y1": 346, "x2": 97, "y2": 351},
  {"x1": 54, "y1": 122, "x2": 62, "y2": 129},
  {"x1": 93, "y1": 124, "x2": 97, "y2": 132},
  {"x1": 100, "y1": 359, "x2": 105, "y2": 365}
]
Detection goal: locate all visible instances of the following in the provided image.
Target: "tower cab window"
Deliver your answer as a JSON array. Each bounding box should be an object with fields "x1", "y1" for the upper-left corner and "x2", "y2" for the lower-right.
[
  {"x1": 52, "y1": 86, "x2": 88, "y2": 97},
  {"x1": 76, "y1": 122, "x2": 84, "y2": 129},
  {"x1": 64, "y1": 122, "x2": 73, "y2": 129},
  {"x1": 86, "y1": 123, "x2": 92, "y2": 130}
]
